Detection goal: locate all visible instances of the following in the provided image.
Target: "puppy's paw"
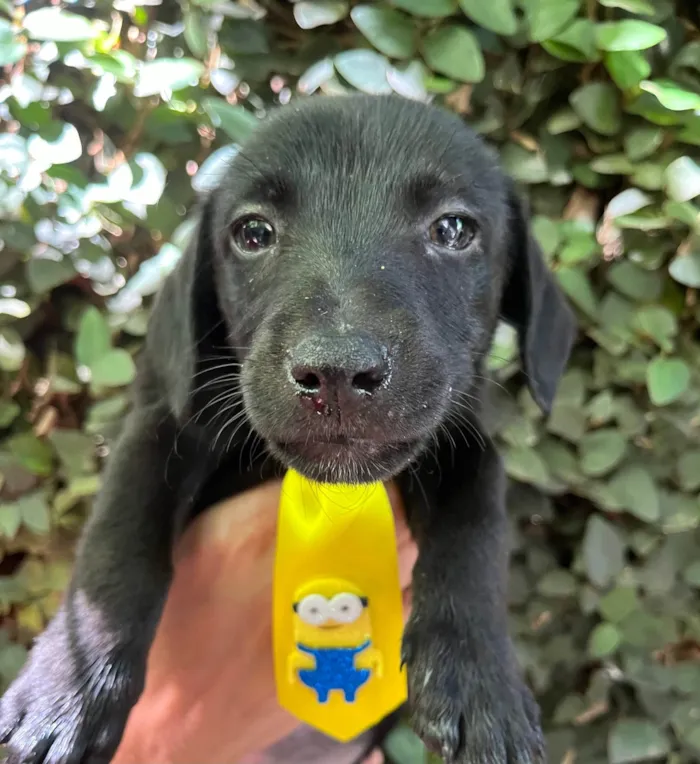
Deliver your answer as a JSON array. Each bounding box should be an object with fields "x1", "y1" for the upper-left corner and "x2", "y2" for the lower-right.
[
  {"x1": 403, "y1": 624, "x2": 545, "y2": 764},
  {"x1": 0, "y1": 641, "x2": 140, "y2": 764}
]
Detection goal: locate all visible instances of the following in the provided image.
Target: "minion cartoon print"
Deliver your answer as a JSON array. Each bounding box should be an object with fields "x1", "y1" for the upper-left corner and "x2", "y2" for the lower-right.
[
  {"x1": 273, "y1": 471, "x2": 407, "y2": 741},
  {"x1": 288, "y1": 579, "x2": 383, "y2": 704}
]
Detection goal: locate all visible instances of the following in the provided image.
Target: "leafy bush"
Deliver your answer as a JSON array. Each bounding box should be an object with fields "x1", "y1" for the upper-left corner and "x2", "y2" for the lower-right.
[{"x1": 2, "y1": 0, "x2": 700, "y2": 762}]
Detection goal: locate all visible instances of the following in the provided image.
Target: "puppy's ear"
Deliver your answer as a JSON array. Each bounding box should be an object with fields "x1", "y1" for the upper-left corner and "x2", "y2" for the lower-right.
[
  {"x1": 144, "y1": 196, "x2": 221, "y2": 420},
  {"x1": 500, "y1": 180, "x2": 577, "y2": 414}
]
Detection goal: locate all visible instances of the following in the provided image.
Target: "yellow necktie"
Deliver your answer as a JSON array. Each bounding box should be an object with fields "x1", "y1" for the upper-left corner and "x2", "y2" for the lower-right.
[{"x1": 272, "y1": 469, "x2": 407, "y2": 742}]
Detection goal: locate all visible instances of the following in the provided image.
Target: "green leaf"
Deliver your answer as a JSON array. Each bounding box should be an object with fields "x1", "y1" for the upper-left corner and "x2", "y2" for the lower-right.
[
  {"x1": 631, "y1": 164, "x2": 665, "y2": 191},
  {"x1": 607, "y1": 189, "x2": 653, "y2": 219},
  {"x1": 639, "y1": 79, "x2": 700, "y2": 111},
  {"x1": 665, "y1": 156, "x2": 700, "y2": 202},
  {"x1": 587, "y1": 390, "x2": 615, "y2": 424},
  {"x1": 624, "y1": 125, "x2": 664, "y2": 160},
  {"x1": 6, "y1": 433, "x2": 54, "y2": 477},
  {"x1": 598, "y1": 586, "x2": 640, "y2": 622},
  {"x1": 0, "y1": 400, "x2": 20, "y2": 429},
  {"x1": 203, "y1": 99, "x2": 259, "y2": 142},
  {"x1": 86, "y1": 51, "x2": 138, "y2": 84},
  {"x1": 387, "y1": 60, "x2": 429, "y2": 101},
  {"x1": 646, "y1": 356, "x2": 690, "y2": 406},
  {"x1": 580, "y1": 429, "x2": 627, "y2": 477},
  {"x1": 588, "y1": 622, "x2": 622, "y2": 658},
  {"x1": 600, "y1": 0, "x2": 654, "y2": 12},
  {"x1": 298, "y1": 58, "x2": 335, "y2": 95},
  {"x1": 660, "y1": 493, "x2": 700, "y2": 534},
  {"x1": 684, "y1": 560, "x2": 700, "y2": 587},
  {"x1": 218, "y1": 18, "x2": 268, "y2": 55},
  {"x1": 383, "y1": 723, "x2": 426, "y2": 763},
  {"x1": 19, "y1": 494, "x2": 50, "y2": 535},
  {"x1": 607, "y1": 261, "x2": 662, "y2": 302},
  {"x1": 458, "y1": 0, "x2": 517, "y2": 36},
  {"x1": 74, "y1": 307, "x2": 112, "y2": 369},
  {"x1": 669, "y1": 250, "x2": 700, "y2": 287},
  {"x1": 23, "y1": 7, "x2": 99, "y2": 41},
  {"x1": 537, "y1": 569, "x2": 577, "y2": 597},
  {"x1": 119, "y1": 153, "x2": 166, "y2": 207},
  {"x1": 604, "y1": 50, "x2": 651, "y2": 90},
  {"x1": 583, "y1": 515, "x2": 626, "y2": 588},
  {"x1": 543, "y1": 19, "x2": 598, "y2": 63},
  {"x1": 596, "y1": 21, "x2": 667, "y2": 52},
  {"x1": 89, "y1": 349, "x2": 137, "y2": 389},
  {"x1": 557, "y1": 267, "x2": 599, "y2": 318},
  {"x1": 546, "y1": 108, "x2": 582, "y2": 134},
  {"x1": 614, "y1": 209, "x2": 669, "y2": 231},
  {"x1": 677, "y1": 450, "x2": 700, "y2": 492},
  {"x1": 665, "y1": 199, "x2": 700, "y2": 229},
  {"x1": 0, "y1": 502, "x2": 21, "y2": 539},
  {"x1": 0, "y1": 20, "x2": 26, "y2": 65},
  {"x1": 609, "y1": 465, "x2": 660, "y2": 522},
  {"x1": 590, "y1": 154, "x2": 634, "y2": 175},
  {"x1": 678, "y1": 121, "x2": 700, "y2": 147},
  {"x1": 521, "y1": 0, "x2": 579, "y2": 43},
  {"x1": 350, "y1": 6, "x2": 416, "y2": 59},
  {"x1": 632, "y1": 305, "x2": 677, "y2": 350},
  {"x1": 503, "y1": 446, "x2": 551, "y2": 487},
  {"x1": 192, "y1": 146, "x2": 238, "y2": 197},
  {"x1": 27, "y1": 123, "x2": 82, "y2": 166},
  {"x1": 609, "y1": 719, "x2": 671, "y2": 764},
  {"x1": 0, "y1": 328, "x2": 25, "y2": 373},
  {"x1": 489, "y1": 322, "x2": 517, "y2": 370},
  {"x1": 389, "y1": 0, "x2": 456, "y2": 17},
  {"x1": 134, "y1": 58, "x2": 205, "y2": 98},
  {"x1": 532, "y1": 217, "x2": 562, "y2": 255},
  {"x1": 84, "y1": 396, "x2": 129, "y2": 433},
  {"x1": 54, "y1": 474, "x2": 102, "y2": 515},
  {"x1": 422, "y1": 25, "x2": 485, "y2": 83},
  {"x1": 0, "y1": 298, "x2": 30, "y2": 319},
  {"x1": 0, "y1": 638, "x2": 28, "y2": 682},
  {"x1": 293, "y1": 1, "x2": 348, "y2": 30},
  {"x1": 548, "y1": 403, "x2": 587, "y2": 442},
  {"x1": 183, "y1": 10, "x2": 209, "y2": 58},
  {"x1": 570, "y1": 82, "x2": 621, "y2": 136},
  {"x1": 49, "y1": 430, "x2": 96, "y2": 477},
  {"x1": 596, "y1": 293, "x2": 634, "y2": 348},
  {"x1": 334, "y1": 49, "x2": 392, "y2": 94},
  {"x1": 500, "y1": 143, "x2": 549, "y2": 184}
]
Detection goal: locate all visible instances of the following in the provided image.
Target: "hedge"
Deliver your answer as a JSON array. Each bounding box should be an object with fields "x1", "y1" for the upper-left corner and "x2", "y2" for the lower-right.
[{"x1": 1, "y1": 1, "x2": 700, "y2": 762}]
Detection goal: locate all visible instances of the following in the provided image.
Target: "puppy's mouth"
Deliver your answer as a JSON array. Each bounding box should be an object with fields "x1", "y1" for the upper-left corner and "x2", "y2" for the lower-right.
[{"x1": 270, "y1": 436, "x2": 422, "y2": 484}]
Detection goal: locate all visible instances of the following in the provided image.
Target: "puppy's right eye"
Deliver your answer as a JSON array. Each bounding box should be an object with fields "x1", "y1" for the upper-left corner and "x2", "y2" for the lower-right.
[
  {"x1": 429, "y1": 214, "x2": 477, "y2": 251},
  {"x1": 231, "y1": 216, "x2": 276, "y2": 256}
]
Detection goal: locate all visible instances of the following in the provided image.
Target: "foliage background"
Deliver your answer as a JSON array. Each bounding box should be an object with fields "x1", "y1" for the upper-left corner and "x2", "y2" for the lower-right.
[{"x1": 2, "y1": 0, "x2": 700, "y2": 762}]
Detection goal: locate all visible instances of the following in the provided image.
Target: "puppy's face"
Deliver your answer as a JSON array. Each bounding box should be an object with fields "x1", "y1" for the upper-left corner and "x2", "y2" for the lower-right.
[{"x1": 197, "y1": 96, "x2": 571, "y2": 483}]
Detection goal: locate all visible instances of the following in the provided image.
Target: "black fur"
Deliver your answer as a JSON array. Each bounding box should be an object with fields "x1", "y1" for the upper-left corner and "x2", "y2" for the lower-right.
[{"x1": 0, "y1": 94, "x2": 576, "y2": 764}]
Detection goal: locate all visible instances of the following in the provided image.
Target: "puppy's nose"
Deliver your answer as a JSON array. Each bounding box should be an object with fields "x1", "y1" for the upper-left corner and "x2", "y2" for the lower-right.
[{"x1": 288, "y1": 332, "x2": 390, "y2": 409}]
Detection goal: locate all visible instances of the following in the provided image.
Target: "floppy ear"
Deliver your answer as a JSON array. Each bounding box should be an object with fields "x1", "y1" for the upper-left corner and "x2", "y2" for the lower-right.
[
  {"x1": 500, "y1": 180, "x2": 577, "y2": 415},
  {"x1": 143, "y1": 196, "x2": 222, "y2": 420}
]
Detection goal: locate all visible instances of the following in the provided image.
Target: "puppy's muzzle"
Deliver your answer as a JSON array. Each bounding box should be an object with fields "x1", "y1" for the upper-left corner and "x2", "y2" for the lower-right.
[{"x1": 286, "y1": 332, "x2": 391, "y2": 416}]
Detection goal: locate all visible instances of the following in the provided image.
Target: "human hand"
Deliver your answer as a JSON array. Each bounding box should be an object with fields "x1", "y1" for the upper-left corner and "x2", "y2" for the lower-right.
[{"x1": 112, "y1": 480, "x2": 416, "y2": 764}]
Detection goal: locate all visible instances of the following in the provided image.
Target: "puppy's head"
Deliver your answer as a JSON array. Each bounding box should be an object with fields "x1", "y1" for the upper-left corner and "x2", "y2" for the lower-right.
[{"x1": 152, "y1": 95, "x2": 576, "y2": 483}]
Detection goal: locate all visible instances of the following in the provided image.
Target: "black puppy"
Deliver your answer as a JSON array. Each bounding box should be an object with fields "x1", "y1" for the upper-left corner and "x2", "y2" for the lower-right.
[{"x1": 0, "y1": 94, "x2": 575, "y2": 764}]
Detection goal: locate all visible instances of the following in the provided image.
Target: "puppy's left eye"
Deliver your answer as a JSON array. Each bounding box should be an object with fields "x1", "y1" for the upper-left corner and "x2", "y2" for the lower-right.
[
  {"x1": 231, "y1": 216, "x2": 276, "y2": 255},
  {"x1": 429, "y1": 215, "x2": 477, "y2": 251}
]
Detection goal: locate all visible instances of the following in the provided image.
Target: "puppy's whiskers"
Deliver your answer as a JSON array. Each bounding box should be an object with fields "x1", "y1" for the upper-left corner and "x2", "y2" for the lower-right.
[
  {"x1": 446, "y1": 392, "x2": 489, "y2": 452},
  {"x1": 212, "y1": 407, "x2": 248, "y2": 453},
  {"x1": 189, "y1": 374, "x2": 241, "y2": 397},
  {"x1": 191, "y1": 360, "x2": 243, "y2": 379}
]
